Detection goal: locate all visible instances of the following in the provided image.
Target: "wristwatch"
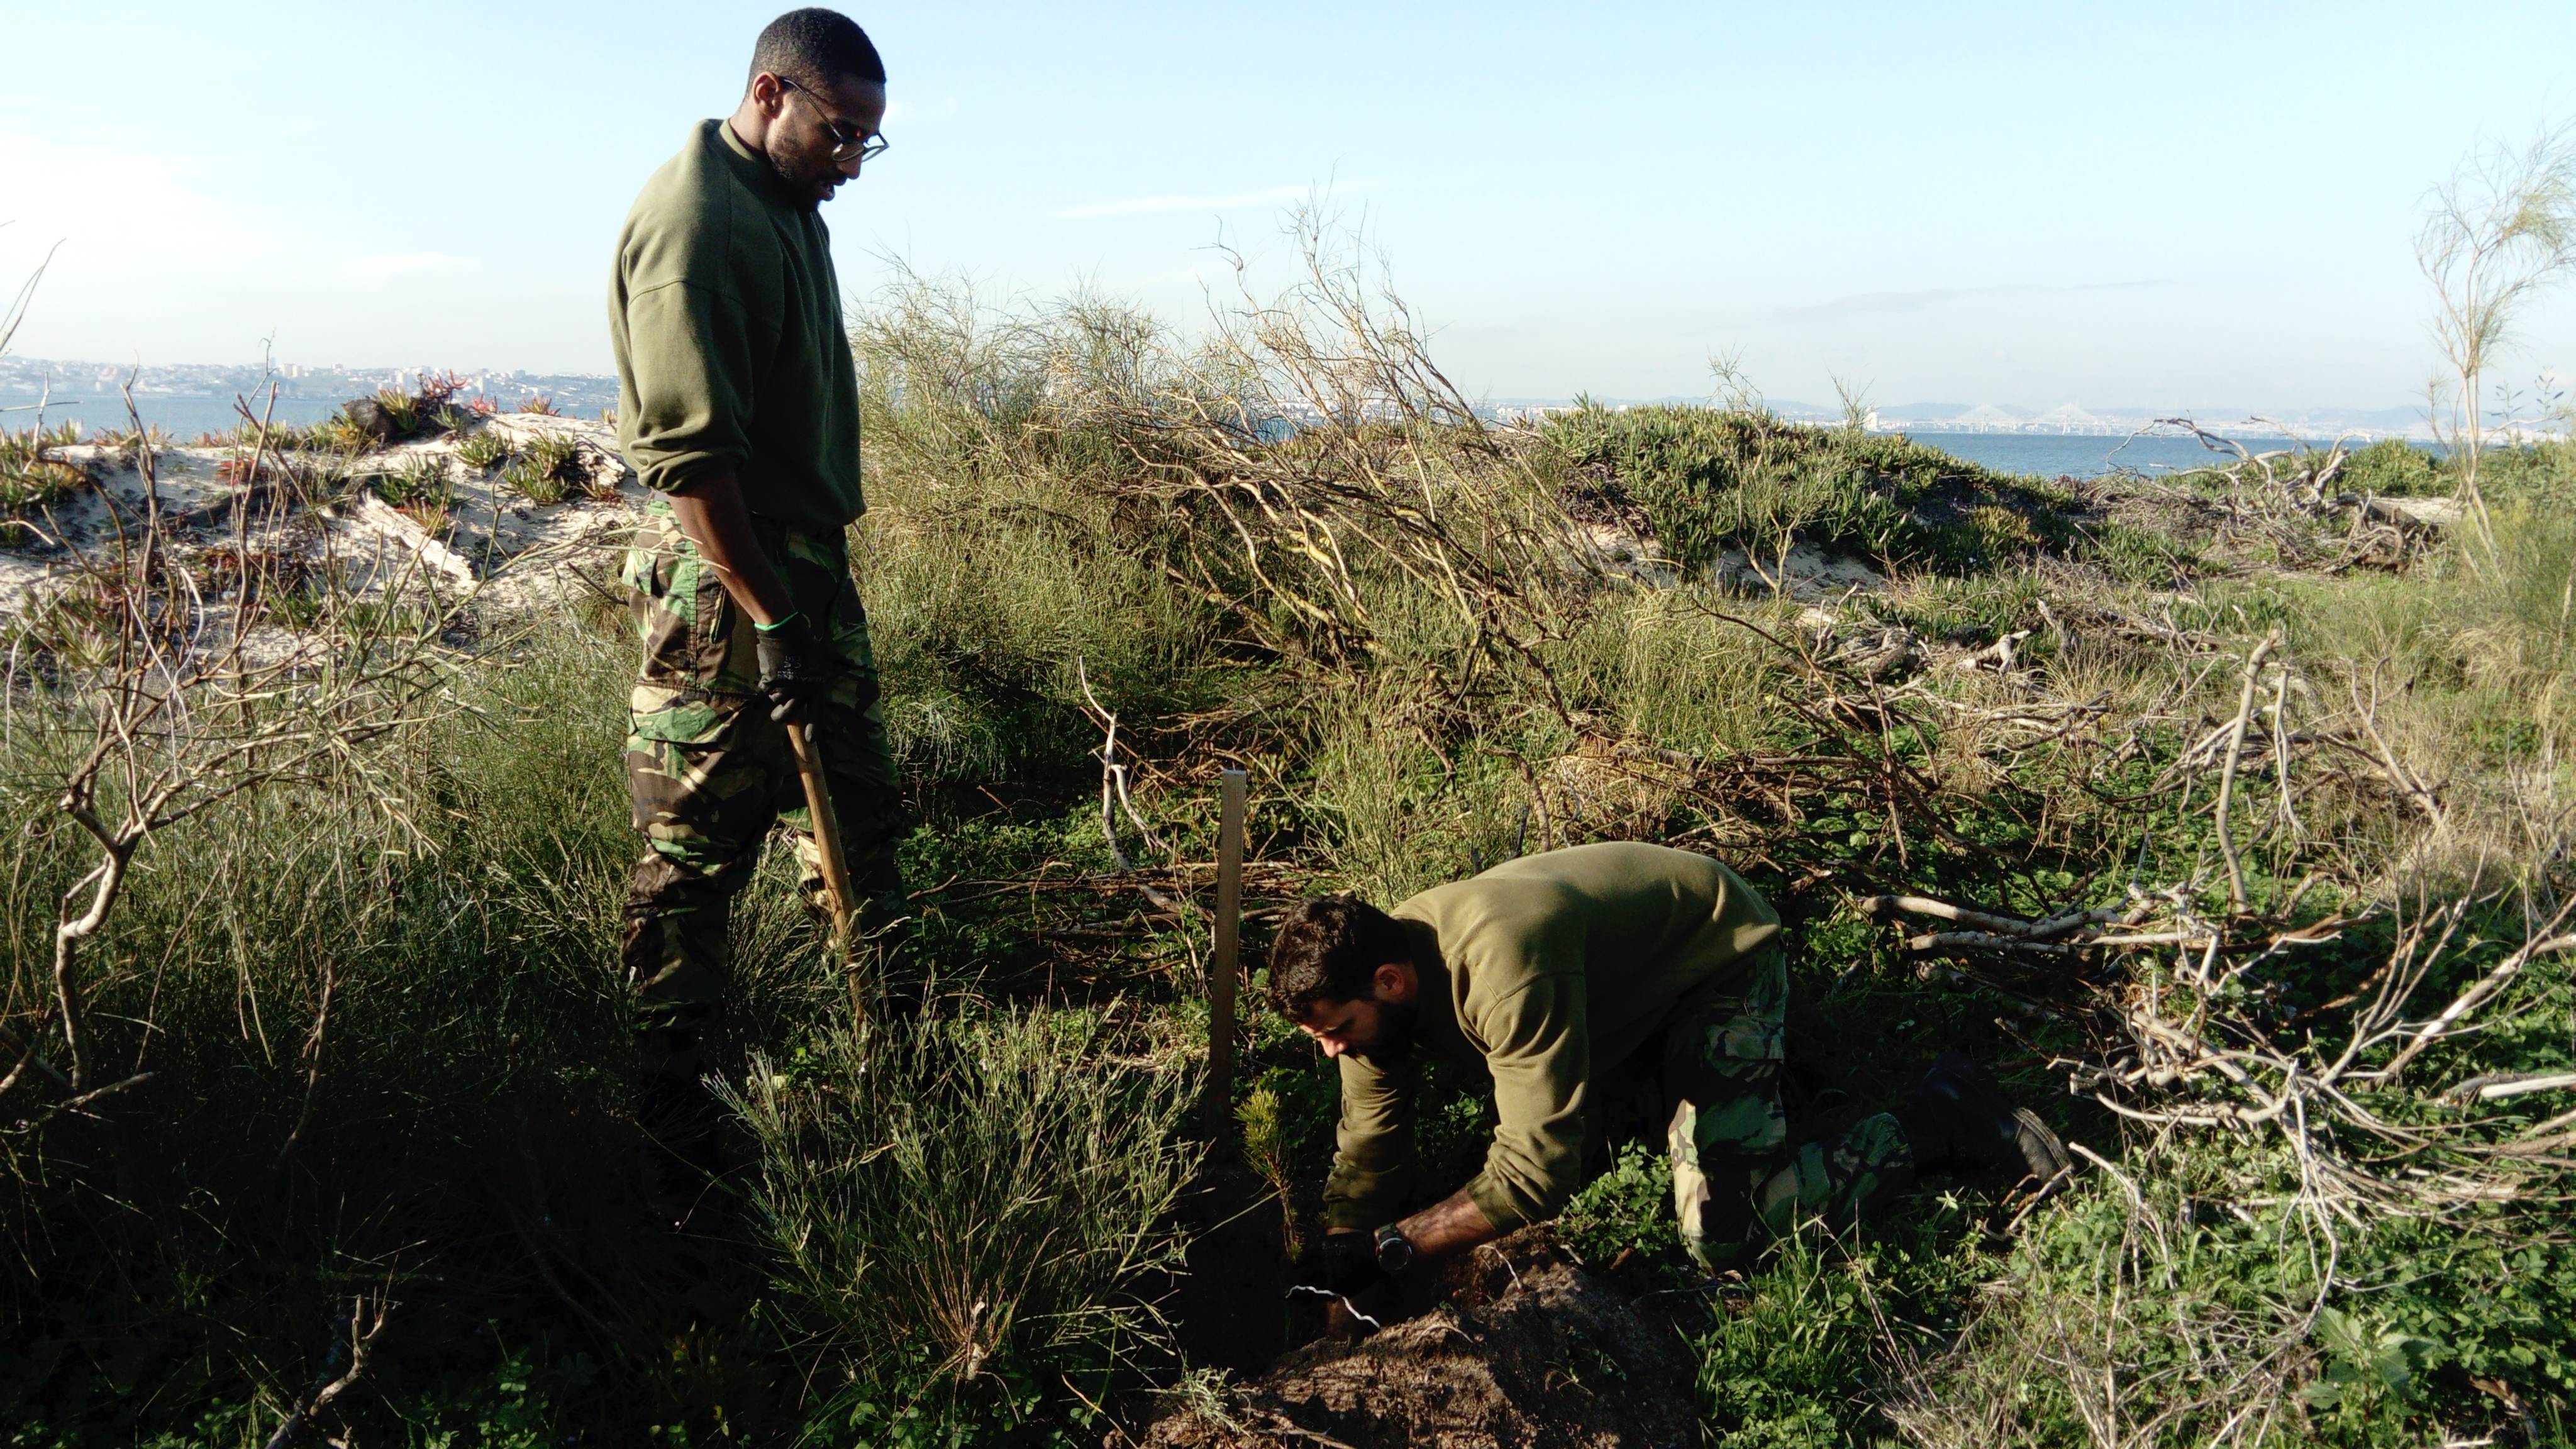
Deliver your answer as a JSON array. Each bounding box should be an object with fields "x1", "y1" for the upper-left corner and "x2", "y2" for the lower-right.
[{"x1": 1372, "y1": 1221, "x2": 1417, "y2": 1274}]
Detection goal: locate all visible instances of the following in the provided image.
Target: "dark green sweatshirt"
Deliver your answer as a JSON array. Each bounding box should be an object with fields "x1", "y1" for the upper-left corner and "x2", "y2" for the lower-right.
[
  {"x1": 609, "y1": 119, "x2": 864, "y2": 531},
  {"x1": 1321, "y1": 842, "x2": 1781, "y2": 1232}
]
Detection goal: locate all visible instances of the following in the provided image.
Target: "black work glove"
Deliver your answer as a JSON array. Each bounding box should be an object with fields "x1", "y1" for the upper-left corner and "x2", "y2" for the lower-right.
[
  {"x1": 1294, "y1": 1231, "x2": 1384, "y2": 1298},
  {"x1": 753, "y1": 612, "x2": 833, "y2": 725}
]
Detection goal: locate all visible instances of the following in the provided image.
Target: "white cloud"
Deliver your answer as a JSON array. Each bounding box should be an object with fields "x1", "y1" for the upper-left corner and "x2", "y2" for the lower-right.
[{"x1": 1047, "y1": 182, "x2": 1365, "y2": 221}]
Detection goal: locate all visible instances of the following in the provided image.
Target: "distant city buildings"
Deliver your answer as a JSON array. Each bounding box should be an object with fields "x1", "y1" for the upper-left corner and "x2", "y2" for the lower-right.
[
  {"x1": 0, "y1": 357, "x2": 2472, "y2": 443},
  {"x1": 1480, "y1": 396, "x2": 2443, "y2": 440},
  {"x1": 0, "y1": 357, "x2": 621, "y2": 414}
]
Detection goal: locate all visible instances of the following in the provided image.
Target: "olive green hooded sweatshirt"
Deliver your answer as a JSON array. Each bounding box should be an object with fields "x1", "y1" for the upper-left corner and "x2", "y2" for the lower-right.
[{"x1": 1322, "y1": 842, "x2": 1780, "y2": 1232}]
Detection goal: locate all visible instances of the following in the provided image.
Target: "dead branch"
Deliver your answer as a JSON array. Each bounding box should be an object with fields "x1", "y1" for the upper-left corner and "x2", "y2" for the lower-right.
[
  {"x1": 3, "y1": 389, "x2": 458, "y2": 1132},
  {"x1": 261, "y1": 1291, "x2": 392, "y2": 1449},
  {"x1": 2370, "y1": 901, "x2": 2576, "y2": 1084},
  {"x1": 2445, "y1": 1070, "x2": 2576, "y2": 1104},
  {"x1": 1952, "y1": 629, "x2": 2034, "y2": 674},
  {"x1": 1074, "y1": 657, "x2": 1189, "y2": 918},
  {"x1": 2211, "y1": 631, "x2": 2280, "y2": 914}
]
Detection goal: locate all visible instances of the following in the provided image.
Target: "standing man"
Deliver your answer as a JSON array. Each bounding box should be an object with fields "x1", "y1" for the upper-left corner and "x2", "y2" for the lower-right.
[
  {"x1": 609, "y1": 8, "x2": 905, "y2": 1225},
  {"x1": 1271, "y1": 842, "x2": 2067, "y2": 1297}
]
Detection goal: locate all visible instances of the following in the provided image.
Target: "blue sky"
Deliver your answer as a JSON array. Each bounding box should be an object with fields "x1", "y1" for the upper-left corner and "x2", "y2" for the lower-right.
[{"x1": 4, "y1": 1, "x2": 2573, "y2": 409}]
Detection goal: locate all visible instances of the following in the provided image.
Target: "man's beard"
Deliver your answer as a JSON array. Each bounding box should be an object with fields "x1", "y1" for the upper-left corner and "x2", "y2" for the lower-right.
[
  {"x1": 1351, "y1": 997, "x2": 1419, "y2": 1065},
  {"x1": 762, "y1": 145, "x2": 830, "y2": 210}
]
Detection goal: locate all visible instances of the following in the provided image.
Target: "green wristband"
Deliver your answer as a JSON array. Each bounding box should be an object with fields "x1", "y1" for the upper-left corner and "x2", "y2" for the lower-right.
[{"x1": 754, "y1": 611, "x2": 803, "y2": 635}]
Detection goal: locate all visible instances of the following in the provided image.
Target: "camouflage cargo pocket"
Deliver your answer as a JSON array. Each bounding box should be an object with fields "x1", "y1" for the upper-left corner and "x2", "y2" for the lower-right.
[
  {"x1": 629, "y1": 680, "x2": 736, "y2": 818},
  {"x1": 1663, "y1": 946, "x2": 1794, "y2": 1265},
  {"x1": 624, "y1": 500, "x2": 749, "y2": 692},
  {"x1": 625, "y1": 679, "x2": 780, "y2": 865},
  {"x1": 1662, "y1": 946, "x2": 1791, "y2": 1160}
]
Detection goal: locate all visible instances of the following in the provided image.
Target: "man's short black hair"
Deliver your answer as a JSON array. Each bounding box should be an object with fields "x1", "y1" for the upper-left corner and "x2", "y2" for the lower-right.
[
  {"x1": 749, "y1": 8, "x2": 886, "y2": 92},
  {"x1": 1267, "y1": 895, "x2": 1410, "y2": 1018}
]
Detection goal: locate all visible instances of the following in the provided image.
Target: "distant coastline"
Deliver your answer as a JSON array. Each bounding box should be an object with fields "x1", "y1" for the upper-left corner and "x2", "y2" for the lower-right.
[
  {"x1": 1485, "y1": 398, "x2": 2440, "y2": 442},
  {"x1": 0, "y1": 359, "x2": 618, "y2": 439},
  {"x1": 1894, "y1": 430, "x2": 2441, "y2": 479},
  {"x1": 3, "y1": 355, "x2": 2473, "y2": 478}
]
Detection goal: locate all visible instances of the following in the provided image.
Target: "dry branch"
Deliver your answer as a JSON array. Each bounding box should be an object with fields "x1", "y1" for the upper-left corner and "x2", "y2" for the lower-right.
[
  {"x1": 2211, "y1": 631, "x2": 2280, "y2": 914},
  {"x1": 262, "y1": 1291, "x2": 392, "y2": 1449},
  {"x1": 2, "y1": 393, "x2": 457, "y2": 1131},
  {"x1": 1074, "y1": 657, "x2": 1189, "y2": 918}
]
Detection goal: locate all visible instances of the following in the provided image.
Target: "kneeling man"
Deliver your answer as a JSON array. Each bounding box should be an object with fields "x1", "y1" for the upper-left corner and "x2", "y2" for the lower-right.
[{"x1": 1270, "y1": 841, "x2": 2066, "y2": 1294}]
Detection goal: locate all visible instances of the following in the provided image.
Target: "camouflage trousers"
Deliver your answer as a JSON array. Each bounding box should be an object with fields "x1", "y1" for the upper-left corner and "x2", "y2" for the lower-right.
[
  {"x1": 1658, "y1": 948, "x2": 1915, "y2": 1269},
  {"x1": 620, "y1": 498, "x2": 909, "y2": 1040}
]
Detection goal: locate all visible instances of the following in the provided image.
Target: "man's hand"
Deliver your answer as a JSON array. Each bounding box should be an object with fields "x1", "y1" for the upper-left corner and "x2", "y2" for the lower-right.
[
  {"x1": 1293, "y1": 1231, "x2": 1382, "y2": 1298},
  {"x1": 1389, "y1": 1189, "x2": 1502, "y2": 1264},
  {"x1": 754, "y1": 613, "x2": 834, "y2": 724}
]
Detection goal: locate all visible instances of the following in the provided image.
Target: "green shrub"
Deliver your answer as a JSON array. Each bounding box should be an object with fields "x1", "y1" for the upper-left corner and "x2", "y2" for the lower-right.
[
  {"x1": 1560, "y1": 1141, "x2": 1684, "y2": 1274},
  {"x1": 2474, "y1": 436, "x2": 2576, "y2": 501},
  {"x1": 373, "y1": 386, "x2": 421, "y2": 435},
  {"x1": 312, "y1": 413, "x2": 380, "y2": 453},
  {"x1": 847, "y1": 281, "x2": 1236, "y2": 786},
  {"x1": 0, "y1": 620, "x2": 654, "y2": 1435},
  {"x1": 1540, "y1": 403, "x2": 2079, "y2": 575},
  {"x1": 1695, "y1": 1214, "x2": 1979, "y2": 1449},
  {"x1": 2339, "y1": 436, "x2": 2446, "y2": 496},
  {"x1": 2326, "y1": 436, "x2": 2573, "y2": 502},
  {"x1": 1896, "y1": 1143, "x2": 2576, "y2": 1447},
  {"x1": 730, "y1": 1007, "x2": 1200, "y2": 1427}
]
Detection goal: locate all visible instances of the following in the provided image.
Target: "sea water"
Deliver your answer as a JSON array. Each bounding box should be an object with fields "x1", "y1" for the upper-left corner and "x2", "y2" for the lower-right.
[
  {"x1": 1902, "y1": 431, "x2": 2433, "y2": 479},
  {"x1": 0, "y1": 392, "x2": 348, "y2": 440},
  {"x1": 4, "y1": 391, "x2": 2429, "y2": 481}
]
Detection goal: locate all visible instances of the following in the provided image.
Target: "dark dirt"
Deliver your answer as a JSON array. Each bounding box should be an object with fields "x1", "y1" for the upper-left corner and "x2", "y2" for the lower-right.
[
  {"x1": 1162, "y1": 1165, "x2": 1293, "y2": 1374},
  {"x1": 1144, "y1": 1227, "x2": 1700, "y2": 1449}
]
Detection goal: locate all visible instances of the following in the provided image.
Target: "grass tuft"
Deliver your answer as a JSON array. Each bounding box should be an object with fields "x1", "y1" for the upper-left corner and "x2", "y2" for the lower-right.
[{"x1": 731, "y1": 1006, "x2": 1199, "y2": 1425}]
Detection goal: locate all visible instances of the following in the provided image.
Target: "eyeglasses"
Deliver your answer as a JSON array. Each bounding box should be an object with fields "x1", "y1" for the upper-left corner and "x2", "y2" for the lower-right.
[{"x1": 778, "y1": 77, "x2": 890, "y2": 166}]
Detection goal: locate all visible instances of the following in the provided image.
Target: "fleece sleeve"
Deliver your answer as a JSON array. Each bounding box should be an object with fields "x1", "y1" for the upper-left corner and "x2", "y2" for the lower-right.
[
  {"x1": 1320, "y1": 1051, "x2": 1418, "y2": 1231},
  {"x1": 1462, "y1": 974, "x2": 1590, "y2": 1231},
  {"x1": 616, "y1": 276, "x2": 758, "y2": 495}
]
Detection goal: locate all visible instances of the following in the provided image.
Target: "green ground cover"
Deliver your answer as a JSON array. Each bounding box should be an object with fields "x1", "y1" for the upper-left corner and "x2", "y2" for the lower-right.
[{"x1": 4, "y1": 268, "x2": 2573, "y2": 1445}]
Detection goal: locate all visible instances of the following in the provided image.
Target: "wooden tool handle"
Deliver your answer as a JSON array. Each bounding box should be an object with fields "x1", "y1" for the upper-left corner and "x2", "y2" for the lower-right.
[{"x1": 786, "y1": 718, "x2": 865, "y2": 1026}]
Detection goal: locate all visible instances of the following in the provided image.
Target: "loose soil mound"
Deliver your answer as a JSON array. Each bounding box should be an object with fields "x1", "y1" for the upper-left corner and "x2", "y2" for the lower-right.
[{"x1": 1145, "y1": 1228, "x2": 1698, "y2": 1449}]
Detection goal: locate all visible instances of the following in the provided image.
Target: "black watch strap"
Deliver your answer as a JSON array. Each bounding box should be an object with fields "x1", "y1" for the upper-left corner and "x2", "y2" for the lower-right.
[{"x1": 1373, "y1": 1222, "x2": 1416, "y2": 1273}]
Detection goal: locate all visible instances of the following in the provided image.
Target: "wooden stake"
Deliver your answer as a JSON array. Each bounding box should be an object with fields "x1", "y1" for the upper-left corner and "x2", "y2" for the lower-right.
[
  {"x1": 786, "y1": 719, "x2": 865, "y2": 1027},
  {"x1": 1206, "y1": 769, "x2": 1247, "y2": 1140}
]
